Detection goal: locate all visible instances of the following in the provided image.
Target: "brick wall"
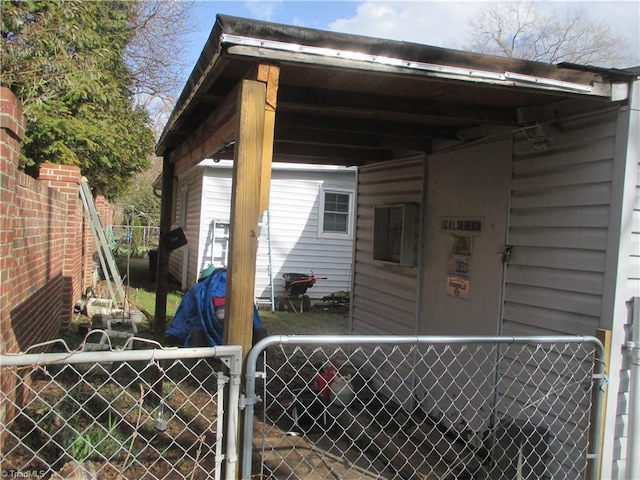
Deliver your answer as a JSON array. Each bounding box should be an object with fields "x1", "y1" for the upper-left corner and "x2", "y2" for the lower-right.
[
  {"x1": 1, "y1": 87, "x2": 104, "y2": 351},
  {"x1": 0, "y1": 88, "x2": 115, "y2": 450}
]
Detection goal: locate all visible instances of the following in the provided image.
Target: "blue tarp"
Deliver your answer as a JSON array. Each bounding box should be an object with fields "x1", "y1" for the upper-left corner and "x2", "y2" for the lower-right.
[{"x1": 166, "y1": 268, "x2": 263, "y2": 347}]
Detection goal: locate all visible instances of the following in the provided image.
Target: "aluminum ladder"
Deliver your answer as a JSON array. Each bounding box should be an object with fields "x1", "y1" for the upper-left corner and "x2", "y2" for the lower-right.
[{"x1": 79, "y1": 178, "x2": 126, "y2": 307}]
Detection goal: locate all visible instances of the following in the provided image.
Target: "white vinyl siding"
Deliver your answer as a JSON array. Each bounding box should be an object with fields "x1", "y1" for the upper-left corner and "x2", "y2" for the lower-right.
[
  {"x1": 602, "y1": 83, "x2": 640, "y2": 480},
  {"x1": 190, "y1": 162, "x2": 355, "y2": 302},
  {"x1": 199, "y1": 169, "x2": 234, "y2": 273},
  {"x1": 257, "y1": 169, "x2": 355, "y2": 301},
  {"x1": 351, "y1": 156, "x2": 423, "y2": 399},
  {"x1": 504, "y1": 110, "x2": 619, "y2": 336},
  {"x1": 168, "y1": 170, "x2": 204, "y2": 288},
  {"x1": 503, "y1": 108, "x2": 621, "y2": 478},
  {"x1": 352, "y1": 156, "x2": 423, "y2": 337}
]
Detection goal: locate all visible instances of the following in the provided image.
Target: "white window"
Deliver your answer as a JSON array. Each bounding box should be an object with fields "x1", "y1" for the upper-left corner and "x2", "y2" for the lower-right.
[{"x1": 319, "y1": 188, "x2": 353, "y2": 238}]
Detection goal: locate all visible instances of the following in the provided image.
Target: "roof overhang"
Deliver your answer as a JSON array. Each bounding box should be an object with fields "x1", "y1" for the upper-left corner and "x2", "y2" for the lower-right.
[{"x1": 156, "y1": 14, "x2": 629, "y2": 166}]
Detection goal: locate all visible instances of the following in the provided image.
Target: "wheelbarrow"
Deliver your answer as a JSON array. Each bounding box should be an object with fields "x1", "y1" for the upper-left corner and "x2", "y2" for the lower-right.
[{"x1": 275, "y1": 272, "x2": 325, "y2": 313}]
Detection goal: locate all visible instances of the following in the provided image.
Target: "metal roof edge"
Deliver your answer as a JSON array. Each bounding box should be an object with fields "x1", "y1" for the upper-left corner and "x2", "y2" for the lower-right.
[{"x1": 220, "y1": 33, "x2": 610, "y2": 97}]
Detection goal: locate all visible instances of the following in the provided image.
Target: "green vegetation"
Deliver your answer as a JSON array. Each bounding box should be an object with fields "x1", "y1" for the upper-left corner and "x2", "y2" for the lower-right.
[
  {"x1": 129, "y1": 284, "x2": 181, "y2": 320},
  {"x1": 67, "y1": 413, "x2": 120, "y2": 462},
  {"x1": 259, "y1": 309, "x2": 349, "y2": 336},
  {"x1": 2, "y1": 0, "x2": 154, "y2": 199},
  {"x1": 116, "y1": 256, "x2": 181, "y2": 318}
]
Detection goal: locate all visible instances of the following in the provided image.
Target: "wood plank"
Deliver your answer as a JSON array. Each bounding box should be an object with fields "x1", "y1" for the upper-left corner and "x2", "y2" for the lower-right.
[
  {"x1": 226, "y1": 78, "x2": 266, "y2": 480},
  {"x1": 276, "y1": 110, "x2": 457, "y2": 141},
  {"x1": 277, "y1": 85, "x2": 517, "y2": 125},
  {"x1": 224, "y1": 79, "x2": 267, "y2": 356},
  {"x1": 586, "y1": 328, "x2": 611, "y2": 480},
  {"x1": 170, "y1": 83, "x2": 240, "y2": 174},
  {"x1": 255, "y1": 63, "x2": 280, "y2": 213},
  {"x1": 155, "y1": 154, "x2": 175, "y2": 344}
]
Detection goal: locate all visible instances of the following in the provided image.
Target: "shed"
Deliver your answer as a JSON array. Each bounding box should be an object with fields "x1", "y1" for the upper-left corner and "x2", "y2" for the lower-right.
[
  {"x1": 155, "y1": 15, "x2": 639, "y2": 479},
  {"x1": 168, "y1": 158, "x2": 355, "y2": 304}
]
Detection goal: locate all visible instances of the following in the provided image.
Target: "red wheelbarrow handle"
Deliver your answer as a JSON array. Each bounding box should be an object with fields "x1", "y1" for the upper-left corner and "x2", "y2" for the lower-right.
[{"x1": 290, "y1": 276, "x2": 327, "y2": 285}]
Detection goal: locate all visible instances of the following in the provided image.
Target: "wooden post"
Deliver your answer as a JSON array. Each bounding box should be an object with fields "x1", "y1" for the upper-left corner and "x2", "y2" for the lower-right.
[
  {"x1": 255, "y1": 64, "x2": 280, "y2": 214},
  {"x1": 586, "y1": 328, "x2": 611, "y2": 479},
  {"x1": 147, "y1": 151, "x2": 175, "y2": 407},
  {"x1": 154, "y1": 152, "x2": 174, "y2": 345},
  {"x1": 223, "y1": 79, "x2": 266, "y2": 480},
  {"x1": 223, "y1": 79, "x2": 267, "y2": 356}
]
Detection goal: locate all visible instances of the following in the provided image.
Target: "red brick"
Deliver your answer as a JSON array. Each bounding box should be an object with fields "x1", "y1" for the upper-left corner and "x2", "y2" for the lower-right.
[{"x1": 1, "y1": 92, "x2": 112, "y2": 363}]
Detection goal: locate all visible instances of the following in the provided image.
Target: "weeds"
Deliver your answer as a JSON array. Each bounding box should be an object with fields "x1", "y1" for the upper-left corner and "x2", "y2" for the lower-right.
[{"x1": 66, "y1": 412, "x2": 121, "y2": 462}]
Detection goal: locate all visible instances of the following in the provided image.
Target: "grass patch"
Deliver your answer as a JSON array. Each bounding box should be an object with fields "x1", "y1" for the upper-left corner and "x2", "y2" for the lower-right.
[
  {"x1": 259, "y1": 309, "x2": 348, "y2": 336},
  {"x1": 115, "y1": 255, "x2": 182, "y2": 318},
  {"x1": 109, "y1": 255, "x2": 349, "y2": 338}
]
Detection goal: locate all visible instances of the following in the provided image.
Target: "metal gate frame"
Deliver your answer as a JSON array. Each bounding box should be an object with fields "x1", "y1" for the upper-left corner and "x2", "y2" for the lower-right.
[
  {"x1": 1, "y1": 339, "x2": 243, "y2": 480},
  {"x1": 241, "y1": 335, "x2": 606, "y2": 480}
]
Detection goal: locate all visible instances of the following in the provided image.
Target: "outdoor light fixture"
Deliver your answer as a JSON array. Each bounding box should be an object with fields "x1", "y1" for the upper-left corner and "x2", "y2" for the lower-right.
[{"x1": 522, "y1": 122, "x2": 558, "y2": 151}]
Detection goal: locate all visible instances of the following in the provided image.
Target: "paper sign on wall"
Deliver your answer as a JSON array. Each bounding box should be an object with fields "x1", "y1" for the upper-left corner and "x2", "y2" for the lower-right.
[
  {"x1": 447, "y1": 235, "x2": 473, "y2": 298},
  {"x1": 446, "y1": 275, "x2": 470, "y2": 299},
  {"x1": 448, "y1": 255, "x2": 470, "y2": 277}
]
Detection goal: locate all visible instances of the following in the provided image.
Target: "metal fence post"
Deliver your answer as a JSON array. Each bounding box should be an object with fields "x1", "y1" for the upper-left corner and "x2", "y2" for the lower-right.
[
  {"x1": 627, "y1": 297, "x2": 640, "y2": 479},
  {"x1": 225, "y1": 346, "x2": 243, "y2": 480}
]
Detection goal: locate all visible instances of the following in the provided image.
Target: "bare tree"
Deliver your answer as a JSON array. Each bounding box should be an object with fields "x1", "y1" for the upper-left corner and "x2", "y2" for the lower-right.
[
  {"x1": 465, "y1": 1, "x2": 629, "y2": 67},
  {"x1": 126, "y1": 0, "x2": 194, "y2": 106}
]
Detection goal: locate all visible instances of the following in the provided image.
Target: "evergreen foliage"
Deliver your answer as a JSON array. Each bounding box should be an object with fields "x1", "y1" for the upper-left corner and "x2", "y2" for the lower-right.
[{"x1": 1, "y1": 0, "x2": 154, "y2": 199}]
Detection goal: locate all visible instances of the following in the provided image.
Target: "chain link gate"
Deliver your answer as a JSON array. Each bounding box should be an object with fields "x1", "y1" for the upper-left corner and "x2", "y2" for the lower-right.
[
  {"x1": 0, "y1": 336, "x2": 242, "y2": 480},
  {"x1": 242, "y1": 335, "x2": 605, "y2": 480}
]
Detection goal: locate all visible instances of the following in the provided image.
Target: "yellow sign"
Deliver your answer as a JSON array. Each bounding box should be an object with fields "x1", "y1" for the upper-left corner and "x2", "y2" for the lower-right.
[{"x1": 446, "y1": 275, "x2": 470, "y2": 299}]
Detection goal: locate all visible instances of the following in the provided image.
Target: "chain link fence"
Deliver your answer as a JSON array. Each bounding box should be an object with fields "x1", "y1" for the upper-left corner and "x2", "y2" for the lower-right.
[
  {"x1": 243, "y1": 335, "x2": 605, "y2": 480},
  {"x1": 1, "y1": 335, "x2": 242, "y2": 480},
  {"x1": 108, "y1": 225, "x2": 160, "y2": 255},
  {"x1": 1, "y1": 334, "x2": 604, "y2": 480}
]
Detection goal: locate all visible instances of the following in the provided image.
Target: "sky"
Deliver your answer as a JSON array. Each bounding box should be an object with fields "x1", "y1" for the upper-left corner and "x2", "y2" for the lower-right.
[{"x1": 184, "y1": 0, "x2": 640, "y2": 75}]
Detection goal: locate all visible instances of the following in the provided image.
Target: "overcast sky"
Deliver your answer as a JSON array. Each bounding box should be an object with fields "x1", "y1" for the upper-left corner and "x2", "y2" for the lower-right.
[{"x1": 186, "y1": 0, "x2": 640, "y2": 73}]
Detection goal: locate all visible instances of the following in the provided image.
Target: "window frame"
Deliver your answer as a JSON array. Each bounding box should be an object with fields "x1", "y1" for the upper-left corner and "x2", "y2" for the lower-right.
[
  {"x1": 318, "y1": 187, "x2": 354, "y2": 239},
  {"x1": 373, "y1": 203, "x2": 416, "y2": 266}
]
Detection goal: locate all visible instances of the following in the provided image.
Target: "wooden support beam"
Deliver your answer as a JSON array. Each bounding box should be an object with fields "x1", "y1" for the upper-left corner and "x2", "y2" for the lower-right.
[
  {"x1": 170, "y1": 83, "x2": 240, "y2": 175},
  {"x1": 224, "y1": 79, "x2": 266, "y2": 480},
  {"x1": 255, "y1": 63, "x2": 280, "y2": 214},
  {"x1": 154, "y1": 152, "x2": 174, "y2": 345},
  {"x1": 223, "y1": 79, "x2": 267, "y2": 356}
]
